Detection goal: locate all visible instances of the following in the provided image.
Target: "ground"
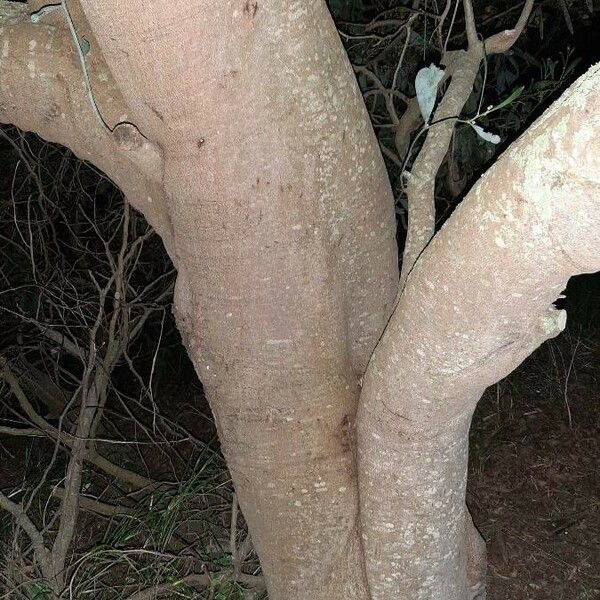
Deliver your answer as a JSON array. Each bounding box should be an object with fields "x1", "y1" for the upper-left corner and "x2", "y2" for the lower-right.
[
  {"x1": 469, "y1": 311, "x2": 600, "y2": 600},
  {"x1": 1, "y1": 312, "x2": 599, "y2": 599}
]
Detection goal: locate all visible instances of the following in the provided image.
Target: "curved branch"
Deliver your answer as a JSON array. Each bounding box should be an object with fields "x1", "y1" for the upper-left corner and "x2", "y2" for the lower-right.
[
  {"x1": 0, "y1": 492, "x2": 53, "y2": 576},
  {"x1": 0, "y1": 358, "x2": 159, "y2": 491},
  {"x1": 0, "y1": 1, "x2": 174, "y2": 257},
  {"x1": 462, "y1": 0, "x2": 479, "y2": 48},
  {"x1": 400, "y1": 46, "x2": 483, "y2": 289},
  {"x1": 399, "y1": 0, "x2": 535, "y2": 290},
  {"x1": 51, "y1": 487, "x2": 136, "y2": 517},
  {"x1": 485, "y1": 0, "x2": 535, "y2": 54},
  {"x1": 359, "y1": 62, "x2": 600, "y2": 599}
]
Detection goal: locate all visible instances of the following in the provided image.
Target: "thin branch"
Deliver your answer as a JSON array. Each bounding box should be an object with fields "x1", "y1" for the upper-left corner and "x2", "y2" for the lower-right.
[
  {"x1": 391, "y1": 19, "x2": 414, "y2": 93},
  {"x1": 0, "y1": 492, "x2": 52, "y2": 576},
  {"x1": 0, "y1": 426, "x2": 45, "y2": 437},
  {"x1": 0, "y1": 357, "x2": 54, "y2": 432},
  {"x1": 52, "y1": 381, "x2": 99, "y2": 581},
  {"x1": 34, "y1": 324, "x2": 85, "y2": 360},
  {"x1": 399, "y1": 0, "x2": 534, "y2": 291},
  {"x1": 400, "y1": 47, "x2": 483, "y2": 290},
  {"x1": 354, "y1": 66, "x2": 402, "y2": 124},
  {"x1": 462, "y1": 0, "x2": 479, "y2": 48},
  {"x1": 434, "y1": 0, "x2": 453, "y2": 49},
  {"x1": 443, "y1": 0, "x2": 461, "y2": 53},
  {"x1": 51, "y1": 488, "x2": 136, "y2": 517},
  {"x1": 485, "y1": 0, "x2": 535, "y2": 54},
  {"x1": 380, "y1": 143, "x2": 403, "y2": 169},
  {"x1": 0, "y1": 359, "x2": 159, "y2": 490}
]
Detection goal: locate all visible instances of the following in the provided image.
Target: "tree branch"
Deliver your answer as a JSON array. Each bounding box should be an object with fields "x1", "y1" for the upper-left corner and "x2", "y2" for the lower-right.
[
  {"x1": 400, "y1": 46, "x2": 483, "y2": 289},
  {"x1": 0, "y1": 0, "x2": 174, "y2": 257},
  {"x1": 358, "y1": 61, "x2": 600, "y2": 599},
  {"x1": 51, "y1": 488, "x2": 136, "y2": 517},
  {"x1": 0, "y1": 426, "x2": 44, "y2": 437},
  {"x1": 0, "y1": 492, "x2": 53, "y2": 576},
  {"x1": 0, "y1": 358, "x2": 159, "y2": 491},
  {"x1": 485, "y1": 0, "x2": 535, "y2": 54},
  {"x1": 462, "y1": 0, "x2": 479, "y2": 48},
  {"x1": 399, "y1": 0, "x2": 535, "y2": 291}
]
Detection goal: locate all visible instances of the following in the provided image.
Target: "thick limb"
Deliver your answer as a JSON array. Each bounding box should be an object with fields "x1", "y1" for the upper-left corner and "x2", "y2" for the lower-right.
[
  {"x1": 358, "y1": 64, "x2": 600, "y2": 599},
  {"x1": 0, "y1": 1, "x2": 173, "y2": 253}
]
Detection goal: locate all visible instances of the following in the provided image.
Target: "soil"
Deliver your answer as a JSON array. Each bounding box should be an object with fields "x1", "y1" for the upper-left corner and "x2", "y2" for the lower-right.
[{"x1": 468, "y1": 328, "x2": 600, "y2": 600}]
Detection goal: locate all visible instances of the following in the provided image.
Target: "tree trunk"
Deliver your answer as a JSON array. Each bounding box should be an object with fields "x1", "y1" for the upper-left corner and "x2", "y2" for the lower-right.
[
  {"x1": 2, "y1": 0, "x2": 600, "y2": 598},
  {"x1": 69, "y1": 1, "x2": 399, "y2": 596}
]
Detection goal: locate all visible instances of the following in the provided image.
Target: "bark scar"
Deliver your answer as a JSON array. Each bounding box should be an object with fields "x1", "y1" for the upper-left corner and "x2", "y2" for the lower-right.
[
  {"x1": 243, "y1": 1, "x2": 259, "y2": 18},
  {"x1": 339, "y1": 414, "x2": 352, "y2": 452}
]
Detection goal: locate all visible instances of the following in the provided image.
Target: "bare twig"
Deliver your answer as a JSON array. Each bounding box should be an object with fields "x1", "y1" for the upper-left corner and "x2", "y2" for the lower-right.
[
  {"x1": 0, "y1": 360, "x2": 159, "y2": 490},
  {"x1": 0, "y1": 492, "x2": 52, "y2": 577},
  {"x1": 462, "y1": 0, "x2": 479, "y2": 47},
  {"x1": 51, "y1": 488, "x2": 136, "y2": 517}
]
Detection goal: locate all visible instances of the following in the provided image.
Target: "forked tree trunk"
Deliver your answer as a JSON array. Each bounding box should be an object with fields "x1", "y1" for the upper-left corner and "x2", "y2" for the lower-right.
[{"x1": 1, "y1": 1, "x2": 599, "y2": 598}]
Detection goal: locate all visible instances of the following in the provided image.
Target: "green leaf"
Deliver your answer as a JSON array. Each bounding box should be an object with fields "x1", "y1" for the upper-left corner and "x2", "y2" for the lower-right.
[
  {"x1": 557, "y1": 0, "x2": 574, "y2": 34},
  {"x1": 491, "y1": 86, "x2": 524, "y2": 113}
]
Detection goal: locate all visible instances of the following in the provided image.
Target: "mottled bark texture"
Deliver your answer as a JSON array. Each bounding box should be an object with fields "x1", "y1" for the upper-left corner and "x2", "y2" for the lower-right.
[
  {"x1": 1, "y1": 0, "x2": 600, "y2": 598},
  {"x1": 0, "y1": 2, "x2": 173, "y2": 251},
  {"x1": 358, "y1": 63, "x2": 600, "y2": 599},
  {"x1": 400, "y1": 46, "x2": 483, "y2": 288},
  {"x1": 1, "y1": 0, "x2": 397, "y2": 597}
]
